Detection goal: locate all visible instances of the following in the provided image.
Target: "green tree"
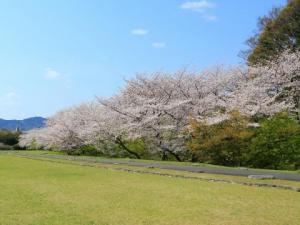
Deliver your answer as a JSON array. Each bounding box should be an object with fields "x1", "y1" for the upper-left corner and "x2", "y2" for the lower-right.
[
  {"x1": 0, "y1": 130, "x2": 20, "y2": 146},
  {"x1": 187, "y1": 111, "x2": 253, "y2": 166},
  {"x1": 245, "y1": 0, "x2": 300, "y2": 65},
  {"x1": 249, "y1": 112, "x2": 300, "y2": 170}
]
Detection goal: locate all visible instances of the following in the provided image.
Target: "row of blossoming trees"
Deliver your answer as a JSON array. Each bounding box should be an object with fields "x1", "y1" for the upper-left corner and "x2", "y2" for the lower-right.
[{"x1": 20, "y1": 50, "x2": 300, "y2": 169}]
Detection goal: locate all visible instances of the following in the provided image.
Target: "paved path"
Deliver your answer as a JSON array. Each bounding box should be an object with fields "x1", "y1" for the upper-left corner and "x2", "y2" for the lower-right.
[{"x1": 10, "y1": 152, "x2": 300, "y2": 182}]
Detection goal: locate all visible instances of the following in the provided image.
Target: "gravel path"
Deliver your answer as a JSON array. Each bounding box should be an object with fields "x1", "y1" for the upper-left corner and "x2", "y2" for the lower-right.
[{"x1": 8, "y1": 152, "x2": 300, "y2": 181}]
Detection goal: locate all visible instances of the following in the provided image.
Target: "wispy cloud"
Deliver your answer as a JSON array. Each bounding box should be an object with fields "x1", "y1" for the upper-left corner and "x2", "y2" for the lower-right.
[
  {"x1": 44, "y1": 68, "x2": 61, "y2": 80},
  {"x1": 131, "y1": 28, "x2": 149, "y2": 36},
  {"x1": 0, "y1": 91, "x2": 21, "y2": 106},
  {"x1": 44, "y1": 68, "x2": 71, "y2": 88},
  {"x1": 180, "y1": 1, "x2": 215, "y2": 11},
  {"x1": 201, "y1": 14, "x2": 217, "y2": 21},
  {"x1": 180, "y1": 1, "x2": 217, "y2": 21},
  {"x1": 152, "y1": 42, "x2": 166, "y2": 48},
  {"x1": 0, "y1": 90, "x2": 23, "y2": 119}
]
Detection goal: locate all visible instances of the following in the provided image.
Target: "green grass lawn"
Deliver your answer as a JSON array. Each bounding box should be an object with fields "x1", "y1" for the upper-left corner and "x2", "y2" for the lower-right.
[
  {"x1": 7, "y1": 150, "x2": 300, "y2": 189},
  {"x1": 1, "y1": 155, "x2": 300, "y2": 225},
  {"x1": 8, "y1": 150, "x2": 300, "y2": 174}
]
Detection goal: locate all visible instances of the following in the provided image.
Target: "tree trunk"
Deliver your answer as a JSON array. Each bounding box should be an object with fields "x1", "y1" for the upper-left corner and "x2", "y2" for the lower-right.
[
  {"x1": 161, "y1": 151, "x2": 168, "y2": 161},
  {"x1": 161, "y1": 146, "x2": 182, "y2": 162},
  {"x1": 116, "y1": 138, "x2": 141, "y2": 159},
  {"x1": 167, "y1": 150, "x2": 182, "y2": 162}
]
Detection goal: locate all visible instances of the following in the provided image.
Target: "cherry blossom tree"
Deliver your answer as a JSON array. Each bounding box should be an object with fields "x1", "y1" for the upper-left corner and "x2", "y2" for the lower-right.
[
  {"x1": 20, "y1": 50, "x2": 300, "y2": 160},
  {"x1": 228, "y1": 50, "x2": 300, "y2": 118},
  {"x1": 20, "y1": 102, "x2": 142, "y2": 158},
  {"x1": 98, "y1": 68, "x2": 248, "y2": 160}
]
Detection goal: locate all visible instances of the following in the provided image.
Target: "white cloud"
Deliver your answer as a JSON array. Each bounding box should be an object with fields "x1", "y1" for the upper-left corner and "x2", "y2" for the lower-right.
[
  {"x1": 44, "y1": 68, "x2": 72, "y2": 88},
  {"x1": 45, "y1": 68, "x2": 61, "y2": 80},
  {"x1": 152, "y1": 42, "x2": 166, "y2": 48},
  {"x1": 131, "y1": 28, "x2": 149, "y2": 36},
  {"x1": 180, "y1": 1, "x2": 217, "y2": 21},
  {"x1": 180, "y1": 1, "x2": 215, "y2": 11},
  {"x1": 0, "y1": 91, "x2": 21, "y2": 106}
]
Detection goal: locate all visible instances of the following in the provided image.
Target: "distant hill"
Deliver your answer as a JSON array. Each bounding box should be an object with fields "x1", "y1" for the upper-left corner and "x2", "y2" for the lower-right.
[{"x1": 0, "y1": 117, "x2": 46, "y2": 131}]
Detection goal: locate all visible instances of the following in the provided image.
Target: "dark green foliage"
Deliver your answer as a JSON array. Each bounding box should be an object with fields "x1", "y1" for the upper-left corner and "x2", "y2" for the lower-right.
[
  {"x1": 12, "y1": 144, "x2": 25, "y2": 150},
  {"x1": 246, "y1": 0, "x2": 300, "y2": 65},
  {"x1": 0, "y1": 130, "x2": 20, "y2": 146},
  {"x1": 248, "y1": 113, "x2": 300, "y2": 170},
  {"x1": 66, "y1": 144, "x2": 101, "y2": 156},
  {"x1": 80, "y1": 144, "x2": 101, "y2": 156},
  {"x1": 65, "y1": 138, "x2": 150, "y2": 159}
]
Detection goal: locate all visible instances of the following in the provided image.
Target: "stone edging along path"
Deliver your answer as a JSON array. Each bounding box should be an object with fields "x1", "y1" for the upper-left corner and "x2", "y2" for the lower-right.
[{"x1": 12, "y1": 154, "x2": 300, "y2": 192}]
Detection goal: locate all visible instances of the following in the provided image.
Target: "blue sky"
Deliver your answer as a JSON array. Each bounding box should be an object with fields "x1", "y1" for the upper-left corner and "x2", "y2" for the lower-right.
[{"x1": 0, "y1": 0, "x2": 286, "y2": 119}]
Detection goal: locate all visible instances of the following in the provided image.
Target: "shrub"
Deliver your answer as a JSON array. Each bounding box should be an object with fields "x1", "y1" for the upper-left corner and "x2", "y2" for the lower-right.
[
  {"x1": 248, "y1": 112, "x2": 300, "y2": 170},
  {"x1": 80, "y1": 144, "x2": 101, "y2": 156},
  {"x1": 12, "y1": 144, "x2": 25, "y2": 150},
  {"x1": 187, "y1": 111, "x2": 253, "y2": 166},
  {"x1": 0, "y1": 130, "x2": 20, "y2": 146},
  {"x1": 0, "y1": 143, "x2": 13, "y2": 150}
]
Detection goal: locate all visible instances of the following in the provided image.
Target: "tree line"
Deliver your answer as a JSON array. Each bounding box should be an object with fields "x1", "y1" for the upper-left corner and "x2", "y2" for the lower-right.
[{"x1": 19, "y1": 50, "x2": 300, "y2": 170}]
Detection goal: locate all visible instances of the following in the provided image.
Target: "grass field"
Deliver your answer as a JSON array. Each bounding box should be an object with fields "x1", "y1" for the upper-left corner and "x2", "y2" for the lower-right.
[
  {"x1": 1, "y1": 154, "x2": 300, "y2": 225},
  {"x1": 6, "y1": 150, "x2": 300, "y2": 189},
  {"x1": 9, "y1": 150, "x2": 300, "y2": 174}
]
